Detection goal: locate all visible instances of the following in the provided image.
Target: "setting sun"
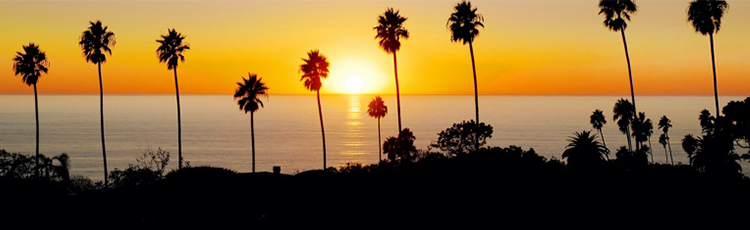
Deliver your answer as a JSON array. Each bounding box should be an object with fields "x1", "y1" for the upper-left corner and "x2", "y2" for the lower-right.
[
  {"x1": 345, "y1": 76, "x2": 365, "y2": 94},
  {"x1": 327, "y1": 57, "x2": 386, "y2": 94}
]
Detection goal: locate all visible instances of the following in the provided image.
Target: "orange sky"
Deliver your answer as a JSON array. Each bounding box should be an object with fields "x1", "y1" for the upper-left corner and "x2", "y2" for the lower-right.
[{"x1": 1, "y1": 0, "x2": 748, "y2": 95}]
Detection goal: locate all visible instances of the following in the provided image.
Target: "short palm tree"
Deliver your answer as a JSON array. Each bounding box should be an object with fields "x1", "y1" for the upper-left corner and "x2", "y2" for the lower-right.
[
  {"x1": 234, "y1": 74, "x2": 269, "y2": 173},
  {"x1": 562, "y1": 130, "x2": 608, "y2": 168},
  {"x1": 599, "y1": 0, "x2": 638, "y2": 120},
  {"x1": 300, "y1": 50, "x2": 330, "y2": 169},
  {"x1": 659, "y1": 133, "x2": 669, "y2": 164},
  {"x1": 367, "y1": 96, "x2": 388, "y2": 162},
  {"x1": 590, "y1": 109, "x2": 608, "y2": 154},
  {"x1": 658, "y1": 115, "x2": 674, "y2": 164},
  {"x1": 613, "y1": 98, "x2": 634, "y2": 151},
  {"x1": 374, "y1": 8, "x2": 408, "y2": 132},
  {"x1": 156, "y1": 28, "x2": 190, "y2": 170},
  {"x1": 688, "y1": 0, "x2": 728, "y2": 116},
  {"x1": 79, "y1": 20, "x2": 115, "y2": 187},
  {"x1": 631, "y1": 112, "x2": 653, "y2": 162},
  {"x1": 13, "y1": 43, "x2": 49, "y2": 177}
]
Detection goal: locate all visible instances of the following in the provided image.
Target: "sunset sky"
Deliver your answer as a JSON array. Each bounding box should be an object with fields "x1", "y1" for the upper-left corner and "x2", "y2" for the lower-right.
[{"x1": 1, "y1": 0, "x2": 748, "y2": 95}]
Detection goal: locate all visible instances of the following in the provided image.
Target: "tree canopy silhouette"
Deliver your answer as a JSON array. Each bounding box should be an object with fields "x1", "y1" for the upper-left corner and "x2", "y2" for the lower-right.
[
  {"x1": 367, "y1": 96, "x2": 388, "y2": 162},
  {"x1": 590, "y1": 109, "x2": 608, "y2": 153},
  {"x1": 688, "y1": 0, "x2": 728, "y2": 116},
  {"x1": 431, "y1": 120, "x2": 493, "y2": 156},
  {"x1": 13, "y1": 43, "x2": 49, "y2": 177},
  {"x1": 383, "y1": 128, "x2": 417, "y2": 162},
  {"x1": 658, "y1": 115, "x2": 675, "y2": 164},
  {"x1": 234, "y1": 74, "x2": 269, "y2": 173},
  {"x1": 613, "y1": 98, "x2": 634, "y2": 151},
  {"x1": 300, "y1": 50, "x2": 330, "y2": 169},
  {"x1": 562, "y1": 130, "x2": 608, "y2": 168},
  {"x1": 156, "y1": 28, "x2": 190, "y2": 170},
  {"x1": 375, "y1": 8, "x2": 408, "y2": 132}
]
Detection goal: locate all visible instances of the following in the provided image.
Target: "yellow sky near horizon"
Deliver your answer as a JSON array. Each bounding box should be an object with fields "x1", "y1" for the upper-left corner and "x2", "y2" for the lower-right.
[{"x1": 0, "y1": 0, "x2": 748, "y2": 95}]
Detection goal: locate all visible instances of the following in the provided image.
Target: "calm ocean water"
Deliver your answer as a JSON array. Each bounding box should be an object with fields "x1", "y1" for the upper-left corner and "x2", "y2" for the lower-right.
[{"x1": 1, "y1": 95, "x2": 748, "y2": 180}]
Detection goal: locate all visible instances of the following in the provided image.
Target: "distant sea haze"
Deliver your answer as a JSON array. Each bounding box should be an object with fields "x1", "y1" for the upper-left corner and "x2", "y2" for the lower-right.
[{"x1": 1, "y1": 95, "x2": 748, "y2": 180}]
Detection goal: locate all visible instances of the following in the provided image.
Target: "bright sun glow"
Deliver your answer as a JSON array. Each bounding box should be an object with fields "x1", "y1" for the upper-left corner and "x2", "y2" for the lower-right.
[{"x1": 345, "y1": 77, "x2": 364, "y2": 94}]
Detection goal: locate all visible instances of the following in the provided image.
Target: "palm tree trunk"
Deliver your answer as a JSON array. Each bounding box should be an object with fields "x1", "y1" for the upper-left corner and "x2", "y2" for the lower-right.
[
  {"x1": 469, "y1": 41, "x2": 480, "y2": 152},
  {"x1": 709, "y1": 33, "x2": 720, "y2": 116},
  {"x1": 317, "y1": 90, "x2": 327, "y2": 169},
  {"x1": 666, "y1": 132, "x2": 674, "y2": 165},
  {"x1": 626, "y1": 126, "x2": 632, "y2": 152},
  {"x1": 621, "y1": 30, "x2": 637, "y2": 120},
  {"x1": 173, "y1": 68, "x2": 182, "y2": 170},
  {"x1": 33, "y1": 84, "x2": 39, "y2": 178},
  {"x1": 98, "y1": 63, "x2": 109, "y2": 188},
  {"x1": 648, "y1": 136, "x2": 653, "y2": 163},
  {"x1": 598, "y1": 128, "x2": 609, "y2": 160},
  {"x1": 663, "y1": 145, "x2": 668, "y2": 164},
  {"x1": 251, "y1": 111, "x2": 256, "y2": 173},
  {"x1": 393, "y1": 52, "x2": 402, "y2": 132},
  {"x1": 377, "y1": 117, "x2": 382, "y2": 162}
]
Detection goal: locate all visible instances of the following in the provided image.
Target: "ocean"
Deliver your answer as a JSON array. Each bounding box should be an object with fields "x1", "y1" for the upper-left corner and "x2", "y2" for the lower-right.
[{"x1": 1, "y1": 94, "x2": 748, "y2": 180}]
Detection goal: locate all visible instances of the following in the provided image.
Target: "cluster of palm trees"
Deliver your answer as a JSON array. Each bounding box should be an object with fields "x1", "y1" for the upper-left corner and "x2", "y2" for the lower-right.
[{"x1": 10, "y1": 0, "x2": 736, "y2": 181}]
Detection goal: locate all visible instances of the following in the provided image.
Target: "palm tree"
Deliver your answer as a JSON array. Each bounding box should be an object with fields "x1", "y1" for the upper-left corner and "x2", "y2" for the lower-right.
[
  {"x1": 599, "y1": 0, "x2": 638, "y2": 120},
  {"x1": 374, "y1": 8, "x2": 409, "y2": 132},
  {"x1": 658, "y1": 115, "x2": 674, "y2": 164},
  {"x1": 659, "y1": 133, "x2": 669, "y2": 164},
  {"x1": 688, "y1": 0, "x2": 728, "y2": 116},
  {"x1": 682, "y1": 134, "x2": 699, "y2": 164},
  {"x1": 79, "y1": 20, "x2": 115, "y2": 187},
  {"x1": 613, "y1": 98, "x2": 634, "y2": 151},
  {"x1": 562, "y1": 130, "x2": 608, "y2": 168},
  {"x1": 13, "y1": 43, "x2": 49, "y2": 177},
  {"x1": 234, "y1": 74, "x2": 269, "y2": 173},
  {"x1": 367, "y1": 96, "x2": 388, "y2": 162},
  {"x1": 300, "y1": 50, "x2": 330, "y2": 169},
  {"x1": 631, "y1": 112, "x2": 653, "y2": 162},
  {"x1": 156, "y1": 28, "x2": 190, "y2": 170},
  {"x1": 590, "y1": 109, "x2": 608, "y2": 154}
]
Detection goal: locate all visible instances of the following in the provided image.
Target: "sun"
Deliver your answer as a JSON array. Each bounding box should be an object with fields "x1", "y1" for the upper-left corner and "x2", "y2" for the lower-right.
[{"x1": 345, "y1": 76, "x2": 365, "y2": 94}]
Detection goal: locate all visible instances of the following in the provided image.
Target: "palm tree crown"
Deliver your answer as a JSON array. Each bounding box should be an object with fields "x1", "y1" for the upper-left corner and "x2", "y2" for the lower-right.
[
  {"x1": 562, "y1": 130, "x2": 608, "y2": 167},
  {"x1": 13, "y1": 43, "x2": 49, "y2": 86},
  {"x1": 658, "y1": 115, "x2": 672, "y2": 133},
  {"x1": 613, "y1": 99, "x2": 634, "y2": 128},
  {"x1": 79, "y1": 20, "x2": 115, "y2": 64},
  {"x1": 300, "y1": 50, "x2": 330, "y2": 92},
  {"x1": 590, "y1": 109, "x2": 607, "y2": 130},
  {"x1": 367, "y1": 96, "x2": 388, "y2": 119},
  {"x1": 156, "y1": 29, "x2": 190, "y2": 70},
  {"x1": 599, "y1": 0, "x2": 637, "y2": 32},
  {"x1": 374, "y1": 8, "x2": 409, "y2": 54},
  {"x1": 688, "y1": 0, "x2": 728, "y2": 35},
  {"x1": 448, "y1": 1, "x2": 484, "y2": 45},
  {"x1": 234, "y1": 74, "x2": 269, "y2": 113}
]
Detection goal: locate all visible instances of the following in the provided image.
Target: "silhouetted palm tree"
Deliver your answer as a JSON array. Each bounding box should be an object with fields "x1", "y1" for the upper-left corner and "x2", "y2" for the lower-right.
[
  {"x1": 367, "y1": 96, "x2": 388, "y2": 162},
  {"x1": 658, "y1": 115, "x2": 674, "y2": 164},
  {"x1": 79, "y1": 20, "x2": 115, "y2": 188},
  {"x1": 448, "y1": 0, "x2": 484, "y2": 151},
  {"x1": 682, "y1": 134, "x2": 699, "y2": 164},
  {"x1": 631, "y1": 112, "x2": 653, "y2": 162},
  {"x1": 374, "y1": 8, "x2": 408, "y2": 132},
  {"x1": 659, "y1": 133, "x2": 669, "y2": 164},
  {"x1": 613, "y1": 98, "x2": 634, "y2": 151},
  {"x1": 562, "y1": 130, "x2": 608, "y2": 168},
  {"x1": 12, "y1": 43, "x2": 49, "y2": 177},
  {"x1": 590, "y1": 109, "x2": 609, "y2": 155},
  {"x1": 234, "y1": 74, "x2": 269, "y2": 173},
  {"x1": 599, "y1": 0, "x2": 639, "y2": 119},
  {"x1": 156, "y1": 28, "x2": 190, "y2": 170},
  {"x1": 699, "y1": 109, "x2": 715, "y2": 135},
  {"x1": 300, "y1": 50, "x2": 330, "y2": 169},
  {"x1": 688, "y1": 0, "x2": 728, "y2": 116}
]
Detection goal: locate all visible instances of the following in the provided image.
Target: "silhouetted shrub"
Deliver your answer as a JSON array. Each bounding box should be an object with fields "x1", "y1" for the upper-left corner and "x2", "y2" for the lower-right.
[
  {"x1": 431, "y1": 120, "x2": 493, "y2": 156},
  {"x1": 383, "y1": 128, "x2": 418, "y2": 162}
]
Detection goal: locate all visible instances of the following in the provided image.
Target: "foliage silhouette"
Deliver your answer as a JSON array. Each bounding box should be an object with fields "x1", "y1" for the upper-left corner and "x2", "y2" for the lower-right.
[
  {"x1": 109, "y1": 147, "x2": 170, "y2": 189},
  {"x1": 12, "y1": 43, "x2": 49, "y2": 177},
  {"x1": 590, "y1": 109, "x2": 609, "y2": 154},
  {"x1": 688, "y1": 0, "x2": 728, "y2": 115},
  {"x1": 383, "y1": 128, "x2": 418, "y2": 162},
  {"x1": 375, "y1": 8, "x2": 408, "y2": 132},
  {"x1": 658, "y1": 115, "x2": 675, "y2": 164},
  {"x1": 631, "y1": 112, "x2": 653, "y2": 161},
  {"x1": 79, "y1": 20, "x2": 115, "y2": 188},
  {"x1": 614, "y1": 145, "x2": 648, "y2": 170},
  {"x1": 156, "y1": 28, "x2": 190, "y2": 170},
  {"x1": 613, "y1": 98, "x2": 634, "y2": 151},
  {"x1": 599, "y1": 0, "x2": 639, "y2": 122},
  {"x1": 367, "y1": 96, "x2": 388, "y2": 162},
  {"x1": 0, "y1": 150, "x2": 69, "y2": 181},
  {"x1": 682, "y1": 134, "x2": 699, "y2": 163},
  {"x1": 431, "y1": 120, "x2": 493, "y2": 156},
  {"x1": 300, "y1": 50, "x2": 330, "y2": 169},
  {"x1": 448, "y1": 1, "x2": 484, "y2": 151},
  {"x1": 681, "y1": 103, "x2": 743, "y2": 176},
  {"x1": 562, "y1": 131, "x2": 608, "y2": 168},
  {"x1": 234, "y1": 74, "x2": 269, "y2": 173}
]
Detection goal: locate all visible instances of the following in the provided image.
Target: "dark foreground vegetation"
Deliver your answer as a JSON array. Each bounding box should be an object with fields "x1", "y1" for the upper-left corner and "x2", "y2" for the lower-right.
[{"x1": 2, "y1": 146, "x2": 749, "y2": 227}]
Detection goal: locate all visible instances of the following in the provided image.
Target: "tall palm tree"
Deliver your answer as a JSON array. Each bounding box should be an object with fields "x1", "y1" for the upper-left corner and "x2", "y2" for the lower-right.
[
  {"x1": 688, "y1": 0, "x2": 728, "y2": 116},
  {"x1": 13, "y1": 43, "x2": 49, "y2": 177},
  {"x1": 658, "y1": 115, "x2": 674, "y2": 164},
  {"x1": 374, "y1": 8, "x2": 408, "y2": 132},
  {"x1": 234, "y1": 74, "x2": 269, "y2": 173},
  {"x1": 613, "y1": 98, "x2": 634, "y2": 151},
  {"x1": 300, "y1": 50, "x2": 330, "y2": 169},
  {"x1": 367, "y1": 96, "x2": 388, "y2": 162},
  {"x1": 448, "y1": 1, "x2": 484, "y2": 152},
  {"x1": 156, "y1": 28, "x2": 190, "y2": 170},
  {"x1": 590, "y1": 109, "x2": 608, "y2": 153},
  {"x1": 599, "y1": 0, "x2": 638, "y2": 120},
  {"x1": 79, "y1": 20, "x2": 115, "y2": 187},
  {"x1": 562, "y1": 130, "x2": 608, "y2": 168}
]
